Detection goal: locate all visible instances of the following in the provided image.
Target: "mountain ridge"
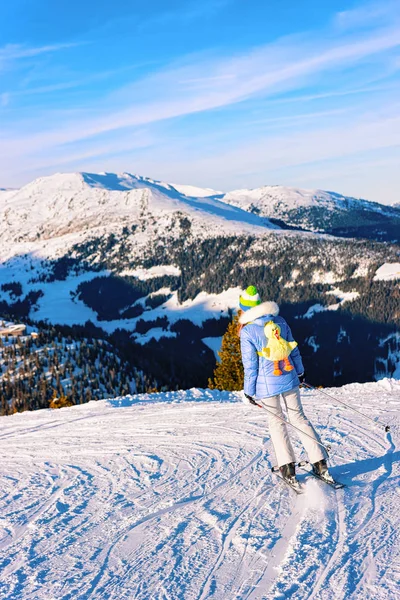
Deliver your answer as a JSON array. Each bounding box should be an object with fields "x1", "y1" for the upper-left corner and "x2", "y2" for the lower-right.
[
  {"x1": 221, "y1": 184, "x2": 400, "y2": 240},
  {"x1": 0, "y1": 170, "x2": 399, "y2": 393},
  {"x1": 0, "y1": 171, "x2": 278, "y2": 250},
  {"x1": 2, "y1": 171, "x2": 398, "y2": 244}
]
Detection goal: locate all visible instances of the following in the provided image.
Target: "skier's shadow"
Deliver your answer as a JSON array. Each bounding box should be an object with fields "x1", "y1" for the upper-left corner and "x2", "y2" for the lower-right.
[{"x1": 331, "y1": 432, "x2": 398, "y2": 483}]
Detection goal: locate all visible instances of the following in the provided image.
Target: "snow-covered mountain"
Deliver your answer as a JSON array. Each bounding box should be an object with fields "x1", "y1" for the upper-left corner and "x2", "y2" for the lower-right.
[
  {"x1": 0, "y1": 171, "x2": 399, "y2": 391},
  {"x1": 2, "y1": 173, "x2": 398, "y2": 255},
  {"x1": 3, "y1": 173, "x2": 399, "y2": 252},
  {"x1": 0, "y1": 172, "x2": 276, "y2": 254},
  {"x1": 221, "y1": 185, "x2": 400, "y2": 241},
  {"x1": 0, "y1": 380, "x2": 399, "y2": 599}
]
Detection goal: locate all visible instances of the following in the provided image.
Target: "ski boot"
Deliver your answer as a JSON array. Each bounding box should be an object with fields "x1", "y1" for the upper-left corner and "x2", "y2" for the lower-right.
[
  {"x1": 280, "y1": 462, "x2": 297, "y2": 484},
  {"x1": 312, "y1": 459, "x2": 335, "y2": 484}
]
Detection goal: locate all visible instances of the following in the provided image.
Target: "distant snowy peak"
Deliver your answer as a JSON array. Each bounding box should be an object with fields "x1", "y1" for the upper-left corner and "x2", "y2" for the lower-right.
[
  {"x1": 225, "y1": 185, "x2": 334, "y2": 208},
  {"x1": 2, "y1": 172, "x2": 398, "y2": 250},
  {"x1": 221, "y1": 185, "x2": 400, "y2": 240},
  {"x1": 223, "y1": 184, "x2": 394, "y2": 216}
]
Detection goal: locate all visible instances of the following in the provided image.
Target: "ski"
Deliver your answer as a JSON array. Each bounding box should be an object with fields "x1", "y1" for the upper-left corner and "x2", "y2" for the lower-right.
[
  {"x1": 297, "y1": 461, "x2": 345, "y2": 490},
  {"x1": 271, "y1": 466, "x2": 305, "y2": 495}
]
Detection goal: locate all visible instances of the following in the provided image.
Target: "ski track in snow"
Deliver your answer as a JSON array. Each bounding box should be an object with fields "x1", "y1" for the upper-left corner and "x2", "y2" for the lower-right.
[{"x1": 0, "y1": 383, "x2": 399, "y2": 599}]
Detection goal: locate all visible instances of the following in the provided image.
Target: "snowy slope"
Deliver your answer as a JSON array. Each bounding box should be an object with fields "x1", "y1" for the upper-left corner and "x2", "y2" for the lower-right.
[
  {"x1": 0, "y1": 380, "x2": 399, "y2": 599},
  {"x1": 1, "y1": 170, "x2": 398, "y2": 269},
  {"x1": 0, "y1": 170, "x2": 398, "y2": 387},
  {"x1": 223, "y1": 185, "x2": 399, "y2": 219},
  {"x1": 224, "y1": 185, "x2": 341, "y2": 213},
  {"x1": 170, "y1": 182, "x2": 222, "y2": 198},
  {"x1": 374, "y1": 263, "x2": 400, "y2": 281},
  {"x1": 3, "y1": 172, "x2": 399, "y2": 262},
  {"x1": 221, "y1": 185, "x2": 400, "y2": 237},
  {"x1": 0, "y1": 172, "x2": 275, "y2": 252}
]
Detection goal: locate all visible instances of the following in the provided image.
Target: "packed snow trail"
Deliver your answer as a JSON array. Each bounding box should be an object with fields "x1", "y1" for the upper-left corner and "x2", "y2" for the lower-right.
[{"x1": 0, "y1": 382, "x2": 399, "y2": 599}]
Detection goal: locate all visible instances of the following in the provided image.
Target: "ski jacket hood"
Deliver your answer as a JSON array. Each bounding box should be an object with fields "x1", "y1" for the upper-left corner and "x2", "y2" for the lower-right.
[
  {"x1": 239, "y1": 301, "x2": 279, "y2": 324},
  {"x1": 239, "y1": 304, "x2": 304, "y2": 398}
]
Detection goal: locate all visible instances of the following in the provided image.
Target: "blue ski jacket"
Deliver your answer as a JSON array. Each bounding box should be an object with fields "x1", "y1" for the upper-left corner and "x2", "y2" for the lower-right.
[{"x1": 239, "y1": 301, "x2": 304, "y2": 399}]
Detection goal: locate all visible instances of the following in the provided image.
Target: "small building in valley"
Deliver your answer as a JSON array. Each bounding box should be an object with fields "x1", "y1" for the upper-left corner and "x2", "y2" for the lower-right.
[{"x1": 0, "y1": 321, "x2": 27, "y2": 336}]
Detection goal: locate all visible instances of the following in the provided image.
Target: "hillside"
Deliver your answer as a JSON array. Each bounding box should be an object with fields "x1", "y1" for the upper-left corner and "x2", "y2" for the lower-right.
[
  {"x1": 0, "y1": 380, "x2": 398, "y2": 599},
  {"x1": 0, "y1": 172, "x2": 275, "y2": 253},
  {"x1": 0, "y1": 321, "x2": 154, "y2": 414},
  {"x1": 221, "y1": 185, "x2": 400, "y2": 242},
  {"x1": 0, "y1": 171, "x2": 399, "y2": 396}
]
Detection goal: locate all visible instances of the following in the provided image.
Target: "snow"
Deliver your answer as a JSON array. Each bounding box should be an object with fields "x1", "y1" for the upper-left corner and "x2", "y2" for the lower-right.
[
  {"x1": 32, "y1": 285, "x2": 236, "y2": 338},
  {"x1": 224, "y1": 185, "x2": 339, "y2": 213},
  {"x1": 119, "y1": 265, "x2": 181, "y2": 280},
  {"x1": 374, "y1": 263, "x2": 400, "y2": 281},
  {"x1": 202, "y1": 336, "x2": 223, "y2": 359},
  {"x1": 133, "y1": 328, "x2": 177, "y2": 345},
  {"x1": 157, "y1": 288, "x2": 238, "y2": 327},
  {"x1": 0, "y1": 380, "x2": 399, "y2": 599},
  {"x1": 337, "y1": 327, "x2": 349, "y2": 343},
  {"x1": 302, "y1": 303, "x2": 335, "y2": 319},
  {"x1": 128, "y1": 288, "x2": 240, "y2": 341},
  {"x1": 222, "y1": 184, "x2": 397, "y2": 224},
  {"x1": 301, "y1": 289, "x2": 359, "y2": 319},
  {"x1": 33, "y1": 271, "x2": 109, "y2": 325},
  {"x1": 39, "y1": 284, "x2": 238, "y2": 336},
  {"x1": 0, "y1": 170, "x2": 394, "y2": 340},
  {"x1": 377, "y1": 333, "x2": 400, "y2": 381},
  {"x1": 326, "y1": 288, "x2": 360, "y2": 303},
  {"x1": 170, "y1": 183, "x2": 222, "y2": 198},
  {"x1": 311, "y1": 271, "x2": 342, "y2": 285},
  {"x1": 0, "y1": 172, "x2": 277, "y2": 253},
  {"x1": 0, "y1": 253, "x2": 239, "y2": 336},
  {"x1": 305, "y1": 336, "x2": 319, "y2": 352}
]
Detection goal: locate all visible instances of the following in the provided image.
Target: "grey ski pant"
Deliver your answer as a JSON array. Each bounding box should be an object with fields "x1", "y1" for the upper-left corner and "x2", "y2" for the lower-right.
[{"x1": 259, "y1": 386, "x2": 325, "y2": 468}]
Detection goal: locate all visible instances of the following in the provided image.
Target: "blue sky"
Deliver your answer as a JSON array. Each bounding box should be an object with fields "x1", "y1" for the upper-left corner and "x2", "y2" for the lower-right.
[{"x1": 0, "y1": 0, "x2": 399, "y2": 204}]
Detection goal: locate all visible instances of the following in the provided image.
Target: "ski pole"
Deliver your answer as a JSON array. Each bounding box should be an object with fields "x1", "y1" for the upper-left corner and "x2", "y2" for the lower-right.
[
  {"x1": 252, "y1": 399, "x2": 332, "y2": 454},
  {"x1": 302, "y1": 382, "x2": 390, "y2": 433}
]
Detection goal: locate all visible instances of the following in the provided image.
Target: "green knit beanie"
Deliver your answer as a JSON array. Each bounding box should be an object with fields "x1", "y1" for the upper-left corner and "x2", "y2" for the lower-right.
[{"x1": 239, "y1": 285, "x2": 261, "y2": 311}]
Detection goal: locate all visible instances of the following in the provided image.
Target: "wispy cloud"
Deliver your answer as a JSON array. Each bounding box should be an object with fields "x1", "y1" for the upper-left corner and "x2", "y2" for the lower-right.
[
  {"x1": 22, "y1": 131, "x2": 154, "y2": 175},
  {"x1": 3, "y1": 64, "x2": 143, "y2": 99},
  {"x1": 1, "y1": 0, "x2": 400, "y2": 204},
  {"x1": 0, "y1": 42, "x2": 85, "y2": 74},
  {"x1": 0, "y1": 42, "x2": 82, "y2": 60},
  {"x1": 265, "y1": 83, "x2": 400, "y2": 105},
  {"x1": 245, "y1": 108, "x2": 348, "y2": 127},
  {"x1": 335, "y1": 0, "x2": 399, "y2": 31},
  {"x1": 3, "y1": 20, "x2": 400, "y2": 152},
  {"x1": 119, "y1": 110, "x2": 400, "y2": 196}
]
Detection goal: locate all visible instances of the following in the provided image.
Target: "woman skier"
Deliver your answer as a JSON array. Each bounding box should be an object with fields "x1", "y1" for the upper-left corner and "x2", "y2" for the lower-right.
[{"x1": 238, "y1": 285, "x2": 331, "y2": 485}]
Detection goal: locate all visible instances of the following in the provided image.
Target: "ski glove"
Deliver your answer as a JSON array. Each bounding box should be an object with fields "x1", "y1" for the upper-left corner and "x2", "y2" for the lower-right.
[{"x1": 245, "y1": 393, "x2": 259, "y2": 406}]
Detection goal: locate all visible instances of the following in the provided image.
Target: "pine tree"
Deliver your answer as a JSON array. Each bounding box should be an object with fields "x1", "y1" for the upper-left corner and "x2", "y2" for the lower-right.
[
  {"x1": 208, "y1": 315, "x2": 244, "y2": 391},
  {"x1": 49, "y1": 394, "x2": 74, "y2": 409}
]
